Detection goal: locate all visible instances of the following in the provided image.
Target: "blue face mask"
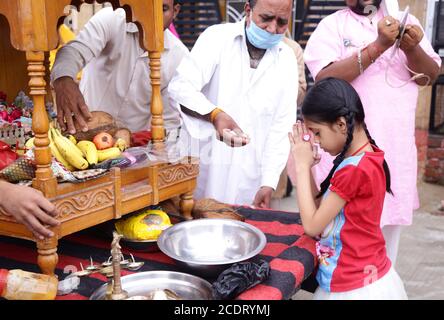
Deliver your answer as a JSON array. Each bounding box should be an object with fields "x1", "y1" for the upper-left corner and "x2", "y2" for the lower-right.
[{"x1": 245, "y1": 14, "x2": 284, "y2": 50}]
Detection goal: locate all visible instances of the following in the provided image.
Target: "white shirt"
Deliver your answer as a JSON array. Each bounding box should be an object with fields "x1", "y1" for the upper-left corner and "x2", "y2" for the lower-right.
[
  {"x1": 51, "y1": 7, "x2": 189, "y2": 132},
  {"x1": 168, "y1": 20, "x2": 298, "y2": 205}
]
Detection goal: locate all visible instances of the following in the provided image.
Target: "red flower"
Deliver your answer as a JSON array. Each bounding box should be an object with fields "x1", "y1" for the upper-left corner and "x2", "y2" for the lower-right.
[{"x1": 9, "y1": 109, "x2": 22, "y2": 120}]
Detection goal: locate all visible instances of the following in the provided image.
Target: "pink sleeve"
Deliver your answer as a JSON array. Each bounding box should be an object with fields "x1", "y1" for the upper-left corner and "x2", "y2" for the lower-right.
[
  {"x1": 408, "y1": 14, "x2": 442, "y2": 68},
  {"x1": 303, "y1": 15, "x2": 343, "y2": 80}
]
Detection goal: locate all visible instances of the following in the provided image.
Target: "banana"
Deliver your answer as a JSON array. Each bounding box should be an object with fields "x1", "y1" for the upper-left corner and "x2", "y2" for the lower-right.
[
  {"x1": 97, "y1": 147, "x2": 122, "y2": 162},
  {"x1": 48, "y1": 130, "x2": 75, "y2": 171},
  {"x1": 113, "y1": 138, "x2": 128, "y2": 152},
  {"x1": 77, "y1": 140, "x2": 99, "y2": 165},
  {"x1": 51, "y1": 128, "x2": 89, "y2": 170},
  {"x1": 68, "y1": 135, "x2": 77, "y2": 145},
  {"x1": 25, "y1": 137, "x2": 35, "y2": 149},
  {"x1": 53, "y1": 128, "x2": 84, "y2": 159}
]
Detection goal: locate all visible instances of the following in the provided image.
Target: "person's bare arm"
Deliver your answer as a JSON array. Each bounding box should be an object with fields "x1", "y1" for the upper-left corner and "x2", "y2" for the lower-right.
[
  {"x1": 401, "y1": 25, "x2": 440, "y2": 86},
  {"x1": 51, "y1": 8, "x2": 123, "y2": 134},
  {"x1": 316, "y1": 17, "x2": 400, "y2": 83},
  {"x1": 0, "y1": 181, "x2": 60, "y2": 240},
  {"x1": 53, "y1": 76, "x2": 92, "y2": 134},
  {"x1": 289, "y1": 122, "x2": 345, "y2": 237},
  {"x1": 310, "y1": 166, "x2": 322, "y2": 208}
]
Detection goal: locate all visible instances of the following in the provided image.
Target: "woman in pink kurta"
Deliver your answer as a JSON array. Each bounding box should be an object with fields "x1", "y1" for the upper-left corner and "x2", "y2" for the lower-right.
[{"x1": 303, "y1": 3, "x2": 441, "y2": 263}]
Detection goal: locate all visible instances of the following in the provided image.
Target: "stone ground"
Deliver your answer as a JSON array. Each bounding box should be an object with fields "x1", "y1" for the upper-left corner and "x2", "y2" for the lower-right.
[{"x1": 270, "y1": 181, "x2": 444, "y2": 300}]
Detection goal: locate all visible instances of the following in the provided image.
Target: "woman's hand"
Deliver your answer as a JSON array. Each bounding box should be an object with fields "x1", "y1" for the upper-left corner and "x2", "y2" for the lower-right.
[{"x1": 288, "y1": 121, "x2": 319, "y2": 170}]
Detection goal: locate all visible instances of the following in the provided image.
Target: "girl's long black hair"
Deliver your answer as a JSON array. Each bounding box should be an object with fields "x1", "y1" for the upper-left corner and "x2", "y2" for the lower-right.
[{"x1": 301, "y1": 77, "x2": 393, "y2": 198}]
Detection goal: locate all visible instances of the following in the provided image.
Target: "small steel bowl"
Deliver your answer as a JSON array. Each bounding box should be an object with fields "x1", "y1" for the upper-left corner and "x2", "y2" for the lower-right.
[
  {"x1": 157, "y1": 219, "x2": 267, "y2": 278},
  {"x1": 89, "y1": 271, "x2": 213, "y2": 300},
  {"x1": 120, "y1": 237, "x2": 160, "y2": 253}
]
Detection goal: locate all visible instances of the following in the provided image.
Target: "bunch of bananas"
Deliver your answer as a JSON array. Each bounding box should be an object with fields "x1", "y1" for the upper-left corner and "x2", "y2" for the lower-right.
[{"x1": 25, "y1": 128, "x2": 123, "y2": 171}]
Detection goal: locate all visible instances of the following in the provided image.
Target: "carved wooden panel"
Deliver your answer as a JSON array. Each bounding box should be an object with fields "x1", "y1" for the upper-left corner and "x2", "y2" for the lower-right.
[
  {"x1": 158, "y1": 164, "x2": 199, "y2": 188},
  {"x1": 54, "y1": 183, "x2": 115, "y2": 220},
  {"x1": 0, "y1": 15, "x2": 29, "y2": 101}
]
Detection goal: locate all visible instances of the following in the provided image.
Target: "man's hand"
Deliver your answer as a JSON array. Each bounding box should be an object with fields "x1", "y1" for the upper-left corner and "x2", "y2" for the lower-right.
[
  {"x1": 400, "y1": 25, "x2": 424, "y2": 53},
  {"x1": 0, "y1": 182, "x2": 60, "y2": 240},
  {"x1": 376, "y1": 16, "x2": 400, "y2": 50},
  {"x1": 253, "y1": 186, "x2": 273, "y2": 209},
  {"x1": 213, "y1": 112, "x2": 250, "y2": 147},
  {"x1": 53, "y1": 77, "x2": 92, "y2": 134}
]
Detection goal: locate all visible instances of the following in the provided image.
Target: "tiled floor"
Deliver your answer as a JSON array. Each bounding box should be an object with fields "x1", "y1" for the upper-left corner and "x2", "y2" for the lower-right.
[{"x1": 272, "y1": 181, "x2": 444, "y2": 300}]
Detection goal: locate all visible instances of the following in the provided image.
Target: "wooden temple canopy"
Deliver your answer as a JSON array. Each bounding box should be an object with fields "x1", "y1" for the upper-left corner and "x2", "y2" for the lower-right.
[
  {"x1": 0, "y1": 0, "x2": 198, "y2": 276},
  {"x1": 0, "y1": 0, "x2": 164, "y2": 52}
]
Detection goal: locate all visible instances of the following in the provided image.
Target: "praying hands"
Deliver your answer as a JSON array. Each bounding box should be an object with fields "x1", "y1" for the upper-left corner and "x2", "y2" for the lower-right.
[{"x1": 288, "y1": 121, "x2": 321, "y2": 171}]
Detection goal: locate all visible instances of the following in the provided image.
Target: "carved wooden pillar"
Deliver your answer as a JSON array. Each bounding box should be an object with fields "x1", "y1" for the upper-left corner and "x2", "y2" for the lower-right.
[
  {"x1": 27, "y1": 51, "x2": 57, "y2": 197},
  {"x1": 149, "y1": 50, "x2": 165, "y2": 147},
  {"x1": 27, "y1": 51, "x2": 58, "y2": 275},
  {"x1": 180, "y1": 191, "x2": 194, "y2": 220},
  {"x1": 44, "y1": 52, "x2": 54, "y2": 104},
  {"x1": 37, "y1": 236, "x2": 58, "y2": 276}
]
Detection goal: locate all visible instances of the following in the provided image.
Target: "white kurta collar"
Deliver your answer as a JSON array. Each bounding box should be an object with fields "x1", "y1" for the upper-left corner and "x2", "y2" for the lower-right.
[{"x1": 126, "y1": 23, "x2": 171, "y2": 58}]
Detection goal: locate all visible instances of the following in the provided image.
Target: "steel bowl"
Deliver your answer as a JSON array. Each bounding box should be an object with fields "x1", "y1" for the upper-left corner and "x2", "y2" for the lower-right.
[
  {"x1": 157, "y1": 218, "x2": 267, "y2": 278},
  {"x1": 89, "y1": 270, "x2": 213, "y2": 300}
]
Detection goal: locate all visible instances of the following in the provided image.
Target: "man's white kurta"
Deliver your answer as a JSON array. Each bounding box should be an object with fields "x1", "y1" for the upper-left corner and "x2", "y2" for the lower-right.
[{"x1": 168, "y1": 20, "x2": 298, "y2": 205}]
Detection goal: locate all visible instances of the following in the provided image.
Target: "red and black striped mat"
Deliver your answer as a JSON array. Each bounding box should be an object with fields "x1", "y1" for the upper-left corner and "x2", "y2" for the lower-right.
[{"x1": 0, "y1": 207, "x2": 317, "y2": 300}]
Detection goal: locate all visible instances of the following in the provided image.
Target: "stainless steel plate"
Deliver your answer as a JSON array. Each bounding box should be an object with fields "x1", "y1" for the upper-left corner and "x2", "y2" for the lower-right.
[{"x1": 89, "y1": 271, "x2": 214, "y2": 300}]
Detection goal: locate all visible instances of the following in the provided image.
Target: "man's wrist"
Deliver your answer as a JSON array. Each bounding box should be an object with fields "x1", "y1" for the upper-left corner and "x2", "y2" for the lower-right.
[
  {"x1": 402, "y1": 43, "x2": 421, "y2": 56},
  {"x1": 210, "y1": 108, "x2": 224, "y2": 123},
  {"x1": 53, "y1": 76, "x2": 74, "y2": 88},
  {"x1": 370, "y1": 41, "x2": 387, "y2": 58}
]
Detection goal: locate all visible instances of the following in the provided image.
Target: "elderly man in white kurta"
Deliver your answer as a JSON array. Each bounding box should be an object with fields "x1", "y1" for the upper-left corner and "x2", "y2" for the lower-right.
[
  {"x1": 168, "y1": 0, "x2": 298, "y2": 208},
  {"x1": 51, "y1": 0, "x2": 188, "y2": 135}
]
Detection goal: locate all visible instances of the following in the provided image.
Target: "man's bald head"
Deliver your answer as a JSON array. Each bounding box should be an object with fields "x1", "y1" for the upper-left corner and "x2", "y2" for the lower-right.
[
  {"x1": 245, "y1": 0, "x2": 293, "y2": 35},
  {"x1": 249, "y1": 0, "x2": 292, "y2": 9}
]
